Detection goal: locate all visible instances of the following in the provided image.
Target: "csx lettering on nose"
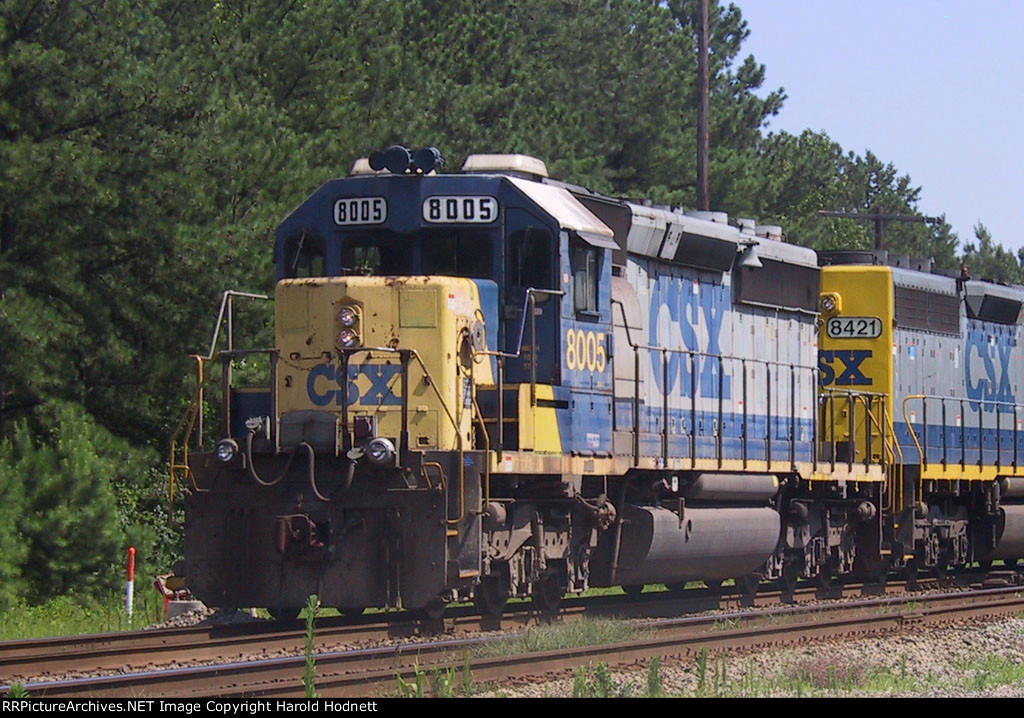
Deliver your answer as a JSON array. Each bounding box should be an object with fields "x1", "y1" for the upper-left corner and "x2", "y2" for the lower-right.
[{"x1": 819, "y1": 350, "x2": 872, "y2": 386}]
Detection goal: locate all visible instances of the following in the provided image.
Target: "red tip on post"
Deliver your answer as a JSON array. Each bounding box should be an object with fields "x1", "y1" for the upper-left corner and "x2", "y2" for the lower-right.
[{"x1": 127, "y1": 546, "x2": 136, "y2": 581}]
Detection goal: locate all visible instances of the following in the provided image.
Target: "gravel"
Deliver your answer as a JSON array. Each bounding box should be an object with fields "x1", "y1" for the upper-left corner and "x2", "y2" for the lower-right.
[
  {"x1": 146, "y1": 607, "x2": 263, "y2": 630},
  {"x1": 477, "y1": 615, "x2": 1024, "y2": 697}
]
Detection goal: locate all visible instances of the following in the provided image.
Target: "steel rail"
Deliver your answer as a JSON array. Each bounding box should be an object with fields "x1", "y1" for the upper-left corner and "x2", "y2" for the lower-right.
[
  {"x1": 0, "y1": 569, "x2": 990, "y2": 684},
  {"x1": 10, "y1": 581, "x2": 1021, "y2": 698}
]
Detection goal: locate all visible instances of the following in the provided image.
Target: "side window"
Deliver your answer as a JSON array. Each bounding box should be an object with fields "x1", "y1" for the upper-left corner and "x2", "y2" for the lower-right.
[
  {"x1": 573, "y1": 242, "x2": 599, "y2": 314},
  {"x1": 508, "y1": 228, "x2": 552, "y2": 291},
  {"x1": 286, "y1": 235, "x2": 326, "y2": 278}
]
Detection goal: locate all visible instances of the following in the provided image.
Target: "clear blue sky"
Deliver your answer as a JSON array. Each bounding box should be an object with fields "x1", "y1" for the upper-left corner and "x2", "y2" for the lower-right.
[{"x1": 739, "y1": 0, "x2": 1024, "y2": 253}]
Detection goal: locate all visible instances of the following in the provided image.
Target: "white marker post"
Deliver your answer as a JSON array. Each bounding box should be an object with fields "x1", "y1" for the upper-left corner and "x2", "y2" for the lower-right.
[{"x1": 126, "y1": 546, "x2": 136, "y2": 624}]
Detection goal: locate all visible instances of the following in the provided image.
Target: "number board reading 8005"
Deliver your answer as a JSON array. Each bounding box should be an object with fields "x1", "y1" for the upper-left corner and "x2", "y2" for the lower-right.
[
  {"x1": 334, "y1": 197, "x2": 387, "y2": 225},
  {"x1": 826, "y1": 316, "x2": 882, "y2": 339},
  {"x1": 422, "y1": 196, "x2": 498, "y2": 223}
]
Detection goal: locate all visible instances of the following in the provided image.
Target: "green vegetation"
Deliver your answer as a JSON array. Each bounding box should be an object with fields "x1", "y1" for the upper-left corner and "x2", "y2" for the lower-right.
[
  {"x1": 646, "y1": 656, "x2": 664, "y2": 697},
  {"x1": 6, "y1": 683, "x2": 29, "y2": 698},
  {"x1": 0, "y1": 592, "x2": 165, "y2": 641},
  {"x1": 569, "y1": 657, "x2": 665, "y2": 698},
  {"x1": 302, "y1": 594, "x2": 321, "y2": 699},
  {"x1": 395, "y1": 656, "x2": 475, "y2": 698},
  {"x1": 2, "y1": 0, "x2": 1020, "y2": 634},
  {"x1": 475, "y1": 617, "x2": 648, "y2": 657},
  {"x1": 573, "y1": 662, "x2": 635, "y2": 698},
  {"x1": 960, "y1": 654, "x2": 1024, "y2": 693},
  {"x1": 678, "y1": 650, "x2": 1024, "y2": 697}
]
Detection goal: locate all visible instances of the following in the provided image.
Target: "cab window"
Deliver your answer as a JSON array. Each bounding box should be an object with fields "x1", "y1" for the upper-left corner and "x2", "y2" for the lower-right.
[
  {"x1": 572, "y1": 242, "x2": 599, "y2": 314},
  {"x1": 285, "y1": 235, "x2": 326, "y2": 278},
  {"x1": 421, "y1": 232, "x2": 493, "y2": 278},
  {"x1": 508, "y1": 228, "x2": 552, "y2": 291},
  {"x1": 341, "y1": 236, "x2": 414, "y2": 276}
]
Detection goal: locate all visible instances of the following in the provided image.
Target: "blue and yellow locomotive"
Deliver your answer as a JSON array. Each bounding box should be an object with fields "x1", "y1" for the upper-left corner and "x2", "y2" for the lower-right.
[
  {"x1": 173, "y1": 147, "x2": 1022, "y2": 617},
  {"x1": 820, "y1": 253, "x2": 1024, "y2": 575}
]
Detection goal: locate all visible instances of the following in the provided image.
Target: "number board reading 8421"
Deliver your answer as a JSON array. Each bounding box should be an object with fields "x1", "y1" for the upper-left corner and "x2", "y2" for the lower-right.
[{"x1": 827, "y1": 316, "x2": 882, "y2": 339}]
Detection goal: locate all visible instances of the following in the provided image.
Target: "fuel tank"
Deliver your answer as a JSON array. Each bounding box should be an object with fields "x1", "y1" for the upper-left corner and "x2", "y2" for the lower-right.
[
  {"x1": 593, "y1": 505, "x2": 780, "y2": 586},
  {"x1": 986, "y1": 504, "x2": 1024, "y2": 561},
  {"x1": 679, "y1": 473, "x2": 779, "y2": 503}
]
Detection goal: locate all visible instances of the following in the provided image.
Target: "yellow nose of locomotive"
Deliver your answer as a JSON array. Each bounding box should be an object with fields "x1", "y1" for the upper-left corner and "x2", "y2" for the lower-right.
[{"x1": 275, "y1": 276, "x2": 490, "y2": 455}]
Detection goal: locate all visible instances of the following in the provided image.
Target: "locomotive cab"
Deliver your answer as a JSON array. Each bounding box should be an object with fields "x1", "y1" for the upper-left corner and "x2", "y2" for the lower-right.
[{"x1": 178, "y1": 151, "x2": 621, "y2": 614}]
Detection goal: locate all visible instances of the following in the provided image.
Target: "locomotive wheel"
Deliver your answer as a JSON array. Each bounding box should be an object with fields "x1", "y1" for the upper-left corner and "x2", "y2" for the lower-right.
[
  {"x1": 268, "y1": 606, "x2": 300, "y2": 621},
  {"x1": 704, "y1": 579, "x2": 723, "y2": 592},
  {"x1": 781, "y1": 560, "x2": 802, "y2": 594},
  {"x1": 735, "y1": 574, "x2": 759, "y2": 597},
  {"x1": 475, "y1": 576, "x2": 510, "y2": 617},
  {"x1": 977, "y1": 560, "x2": 993, "y2": 571},
  {"x1": 418, "y1": 597, "x2": 447, "y2": 621},
  {"x1": 338, "y1": 607, "x2": 366, "y2": 618},
  {"x1": 531, "y1": 575, "x2": 563, "y2": 613},
  {"x1": 665, "y1": 582, "x2": 689, "y2": 595},
  {"x1": 1005, "y1": 558, "x2": 1020, "y2": 568},
  {"x1": 621, "y1": 584, "x2": 645, "y2": 598},
  {"x1": 816, "y1": 568, "x2": 834, "y2": 591}
]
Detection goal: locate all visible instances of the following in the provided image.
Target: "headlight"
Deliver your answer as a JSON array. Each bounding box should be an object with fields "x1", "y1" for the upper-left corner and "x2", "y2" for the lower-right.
[
  {"x1": 366, "y1": 437, "x2": 396, "y2": 466},
  {"x1": 338, "y1": 327, "x2": 360, "y2": 347},
  {"x1": 215, "y1": 438, "x2": 239, "y2": 463},
  {"x1": 338, "y1": 306, "x2": 358, "y2": 327},
  {"x1": 820, "y1": 293, "x2": 842, "y2": 315}
]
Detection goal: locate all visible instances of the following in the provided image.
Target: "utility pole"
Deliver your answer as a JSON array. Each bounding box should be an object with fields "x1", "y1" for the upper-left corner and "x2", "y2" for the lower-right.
[
  {"x1": 817, "y1": 209, "x2": 941, "y2": 250},
  {"x1": 696, "y1": 0, "x2": 710, "y2": 211}
]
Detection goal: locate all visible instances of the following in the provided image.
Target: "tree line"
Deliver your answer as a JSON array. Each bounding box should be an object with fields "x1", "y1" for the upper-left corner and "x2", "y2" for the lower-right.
[{"x1": 0, "y1": 0, "x2": 1019, "y2": 608}]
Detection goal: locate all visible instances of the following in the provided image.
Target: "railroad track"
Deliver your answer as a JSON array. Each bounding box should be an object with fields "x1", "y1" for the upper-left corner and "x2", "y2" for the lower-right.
[
  {"x1": 6, "y1": 576, "x2": 1021, "y2": 698},
  {"x1": 0, "y1": 574, "x2": 953, "y2": 684}
]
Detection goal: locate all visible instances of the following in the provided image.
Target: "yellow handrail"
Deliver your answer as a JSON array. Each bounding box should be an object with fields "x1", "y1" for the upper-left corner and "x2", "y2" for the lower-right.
[
  {"x1": 472, "y1": 397, "x2": 491, "y2": 510},
  {"x1": 168, "y1": 355, "x2": 213, "y2": 505},
  {"x1": 901, "y1": 394, "x2": 930, "y2": 504},
  {"x1": 885, "y1": 402, "x2": 905, "y2": 513}
]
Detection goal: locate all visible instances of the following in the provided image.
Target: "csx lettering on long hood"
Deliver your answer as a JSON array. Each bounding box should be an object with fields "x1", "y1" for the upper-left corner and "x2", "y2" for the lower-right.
[
  {"x1": 966, "y1": 327, "x2": 1016, "y2": 412},
  {"x1": 648, "y1": 277, "x2": 731, "y2": 398}
]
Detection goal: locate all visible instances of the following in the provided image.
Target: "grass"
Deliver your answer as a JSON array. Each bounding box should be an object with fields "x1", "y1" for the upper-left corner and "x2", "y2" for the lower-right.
[
  {"x1": 475, "y1": 616, "x2": 649, "y2": 657},
  {"x1": 573, "y1": 662, "x2": 635, "y2": 698},
  {"x1": 959, "y1": 654, "x2": 1024, "y2": 693},
  {"x1": 395, "y1": 656, "x2": 475, "y2": 698},
  {"x1": 302, "y1": 594, "x2": 321, "y2": 698},
  {"x1": 676, "y1": 650, "x2": 1024, "y2": 697},
  {"x1": 0, "y1": 590, "x2": 165, "y2": 641},
  {"x1": 0, "y1": 579, "x2": 722, "y2": 642}
]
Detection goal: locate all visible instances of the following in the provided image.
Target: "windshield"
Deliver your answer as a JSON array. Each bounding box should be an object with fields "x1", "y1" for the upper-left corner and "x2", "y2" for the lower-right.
[{"x1": 341, "y1": 230, "x2": 494, "y2": 279}]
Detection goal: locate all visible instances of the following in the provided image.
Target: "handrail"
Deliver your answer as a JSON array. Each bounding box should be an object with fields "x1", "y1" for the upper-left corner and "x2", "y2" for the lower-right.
[
  {"x1": 202, "y1": 290, "x2": 271, "y2": 360},
  {"x1": 888, "y1": 410, "x2": 905, "y2": 513},
  {"x1": 836, "y1": 390, "x2": 902, "y2": 511},
  {"x1": 611, "y1": 296, "x2": 828, "y2": 469},
  {"x1": 472, "y1": 397, "x2": 491, "y2": 511},
  {"x1": 902, "y1": 393, "x2": 1024, "y2": 503},
  {"x1": 339, "y1": 346, "x2": 467, "y2": 526},
  {"x1": 169, "y1": 347, "x2": 278, "y2": 506},
  {"x1": 473, "y1": 287, "x2": 565, "y2": 456},
  {"x1": 169, "y1": 355, "x2": 213, "y2": 504},
  {"x1": 902, "y1": 393, "x2": 1024, "y2": 464},
  {"x1": 169, "y1": 289, "x2": 273, "y2": 509},
  {"x1": 817, "y1": 389, "x2": 893, "y2": 496}
]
